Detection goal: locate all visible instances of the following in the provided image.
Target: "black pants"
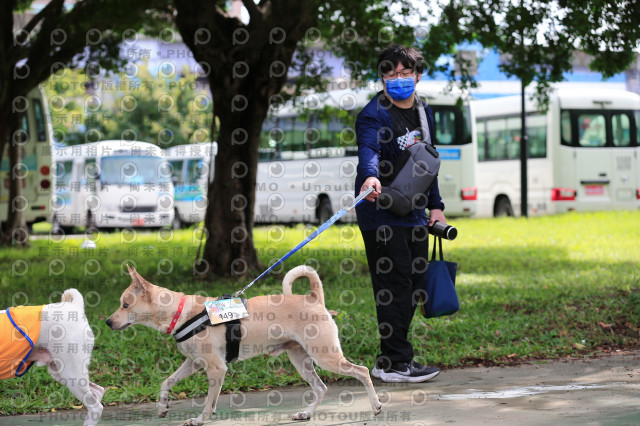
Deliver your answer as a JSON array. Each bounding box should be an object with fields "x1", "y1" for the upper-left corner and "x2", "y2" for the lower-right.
[{"x1": 362, "y1": 225, "x2": 429, "y2": 367}]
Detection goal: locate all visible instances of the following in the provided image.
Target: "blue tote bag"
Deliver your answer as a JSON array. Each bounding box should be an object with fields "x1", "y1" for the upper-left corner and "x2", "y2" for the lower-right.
[{"x1": 420, "y1": 235, "x2": 459, "y2": 318}]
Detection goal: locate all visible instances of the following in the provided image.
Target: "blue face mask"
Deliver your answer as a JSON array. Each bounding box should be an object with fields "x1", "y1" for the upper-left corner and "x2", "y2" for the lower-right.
[{"x1": 385, "y1": 77, "x2": 416, "y2": 101}]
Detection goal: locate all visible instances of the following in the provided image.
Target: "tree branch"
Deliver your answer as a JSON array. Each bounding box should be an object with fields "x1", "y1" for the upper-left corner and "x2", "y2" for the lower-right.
[
  {"x1": 241, "y1": 0, "x2": 263, "y2": 24},
  {"x1": 21, "y1": 0, "x2": 64, "y2": 36}
]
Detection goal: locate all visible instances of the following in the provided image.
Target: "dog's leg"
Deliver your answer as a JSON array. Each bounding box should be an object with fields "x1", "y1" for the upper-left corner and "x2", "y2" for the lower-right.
[
  {"x1": 47, "y1": 360, "x2": 104, "y2": 426},
  {"x1": 89, "y1": 382, "x2": 105, "y2": 403},
  {"x1": 183, "y1": 362, "x2": 227, "y2": 425},
  {"x1": 157, "y1": 358, "x2": 198, "y2": 418},
  {"x1": 312, "y1": 351, "x2": 382, "y2": 417},
  {"x1": 286, "y1": 344, "x2": 328, "y2": 420}
]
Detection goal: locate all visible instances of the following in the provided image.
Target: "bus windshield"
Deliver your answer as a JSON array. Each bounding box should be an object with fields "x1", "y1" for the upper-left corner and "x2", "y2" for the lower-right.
[
  {"x1": 100, "y1": 156, "x2": 170, "y2": 185},
  {"x1": 431, "y1": 105, "x2": 472, "y2": 146}
]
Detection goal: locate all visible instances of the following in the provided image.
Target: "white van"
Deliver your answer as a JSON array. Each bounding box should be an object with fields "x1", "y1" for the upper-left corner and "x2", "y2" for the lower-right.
[
  {"x1": 164, "y1": 142, "x2": 216, "y2": 228},
  {"x1": 473, "y1": 88, "x2": 640, "y2": 217},
  {"x1": 0, "y1": 86, "x2": 54, "y2": 230},
  {"x1": 52, "y1": 140, "x2": 174, "y2": 231}
]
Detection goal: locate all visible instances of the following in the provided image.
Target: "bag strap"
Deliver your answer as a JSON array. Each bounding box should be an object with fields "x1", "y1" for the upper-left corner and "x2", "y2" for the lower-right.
[
  {"x1": 430, "y1": 234, "x2": 444, "y2": 261},
  {"x1": 377, "y1": 92, "x2": 433, "y2": 146},
  {"x1": 416, "y1": 100, "x2": 433, "y2": 146}
]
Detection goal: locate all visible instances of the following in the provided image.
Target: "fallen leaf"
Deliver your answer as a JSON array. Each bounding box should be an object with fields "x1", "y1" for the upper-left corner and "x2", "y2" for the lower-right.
[
  {"x1": 598, "y1": 321, "x2": 613, "y2": 329},
  {"x1": 573, "y1": 342, "x2": 586, "y2": 350}
]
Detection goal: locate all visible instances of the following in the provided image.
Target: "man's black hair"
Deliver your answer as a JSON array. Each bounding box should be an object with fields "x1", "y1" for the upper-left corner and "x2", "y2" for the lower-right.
[{"x1": 377, "y1": 44, "x2": 425, "y2": 77}]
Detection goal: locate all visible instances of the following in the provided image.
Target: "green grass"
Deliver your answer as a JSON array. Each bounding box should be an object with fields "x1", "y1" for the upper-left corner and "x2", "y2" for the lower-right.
[{"x1": 1, "y1": 210, "x2": 639, "y2": 415}]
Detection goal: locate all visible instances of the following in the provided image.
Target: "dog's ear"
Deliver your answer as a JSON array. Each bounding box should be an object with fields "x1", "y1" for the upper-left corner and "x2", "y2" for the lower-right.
[{"x1": 128, "y1": 266, "x2": 150, "y2": 293}]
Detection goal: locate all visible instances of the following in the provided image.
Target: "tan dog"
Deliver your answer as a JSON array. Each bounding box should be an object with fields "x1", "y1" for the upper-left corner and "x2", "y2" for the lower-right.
[{"x1": 106, "y1": 265, "x2": 381, "y2": 425}]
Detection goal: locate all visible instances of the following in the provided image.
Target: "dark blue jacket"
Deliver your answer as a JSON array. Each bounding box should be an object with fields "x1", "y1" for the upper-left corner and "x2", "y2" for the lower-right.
[{"x1": 354, "y1": 92, "x2": 445, "y2": 231}]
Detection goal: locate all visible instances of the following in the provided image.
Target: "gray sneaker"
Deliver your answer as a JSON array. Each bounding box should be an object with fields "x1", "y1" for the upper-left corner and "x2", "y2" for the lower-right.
[{"x1": 371, "y1": 360, "x2": 440, "y2": 383}]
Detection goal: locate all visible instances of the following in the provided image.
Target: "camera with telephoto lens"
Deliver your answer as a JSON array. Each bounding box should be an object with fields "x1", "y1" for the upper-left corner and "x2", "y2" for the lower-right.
[{"x1": 428, "y1": 220, "x2": 457, "y2": 240}]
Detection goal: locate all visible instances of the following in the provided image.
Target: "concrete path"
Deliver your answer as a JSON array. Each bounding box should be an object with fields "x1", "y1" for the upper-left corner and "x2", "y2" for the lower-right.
[{"x1": 4, "y1": 350, "x2": 639, "y2": 425}]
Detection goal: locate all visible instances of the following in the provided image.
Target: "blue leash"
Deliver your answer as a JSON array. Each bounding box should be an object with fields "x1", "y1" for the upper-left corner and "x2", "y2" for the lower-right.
[{"x1": 233, "y1": 187, "x2": 374, "y2": 297}]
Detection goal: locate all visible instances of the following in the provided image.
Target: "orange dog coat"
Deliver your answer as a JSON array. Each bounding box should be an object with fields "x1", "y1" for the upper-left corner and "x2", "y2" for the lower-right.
[{"x1": 0, "y1": 305, "x2": 44, "y2": 379}]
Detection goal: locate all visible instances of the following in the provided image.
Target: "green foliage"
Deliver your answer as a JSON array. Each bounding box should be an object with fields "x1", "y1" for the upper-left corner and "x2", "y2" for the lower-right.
[
  {"x1": 436, "y1": 0, "x2": 640, "y2": 107},
  {"x1": 43, "y1": 64, "x2": 213, "y2": 147},
  {"x1": 43, "y1": 69, "x2": 90, "y2": 146},
  {"x1": 291, "y1": 1, "x2": 446, "y2": 91},
  {"x1": 0, "y1": 210, "x2": 638, "y2": 413},
  {"x1": 560, "y1": 0, "x2": 640, "y2": 79}
]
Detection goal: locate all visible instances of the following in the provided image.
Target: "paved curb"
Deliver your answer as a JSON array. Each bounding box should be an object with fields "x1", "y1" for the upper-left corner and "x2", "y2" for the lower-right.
[{"x1": 4, "y1": 350, "x2": 640, "y2": 425}]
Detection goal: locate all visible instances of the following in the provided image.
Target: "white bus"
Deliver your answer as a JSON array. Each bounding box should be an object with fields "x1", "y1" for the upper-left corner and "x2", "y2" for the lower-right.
[
  {"x1": 0, "y1": 86, "x2": 54, "y2": 230},
  {"x1": 473, "y1": 88, "x2": 640, "y2": 217},
  {"x1": 52, "y1": 140, "x2": 174, "y2": 232},
  {"x1": 164, "y1": 142, "x2": 216, "y2": 228},
  {"x1": 254, "y1": 82, "x2": 477, "y2": 224}
]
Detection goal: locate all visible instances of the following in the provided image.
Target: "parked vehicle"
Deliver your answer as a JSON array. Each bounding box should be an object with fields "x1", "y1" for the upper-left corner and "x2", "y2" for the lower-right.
[
  {"x1": 0, "y1": 86, "x2": 54, "y2": 230},
  {"x1": 473, "y1": 88, "x2": 640, "y2": 216},
  {"x1": 164, "y1": 142, "x2": 216, "y2": 228},
  {"x1": 53, "y1": 140, "x2": 174, "y2": 232}
]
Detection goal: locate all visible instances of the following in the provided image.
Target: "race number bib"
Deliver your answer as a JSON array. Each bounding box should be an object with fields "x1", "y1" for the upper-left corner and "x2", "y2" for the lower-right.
[{"x1": 204, "y1": 298, "x2": 248, "y2": 325}]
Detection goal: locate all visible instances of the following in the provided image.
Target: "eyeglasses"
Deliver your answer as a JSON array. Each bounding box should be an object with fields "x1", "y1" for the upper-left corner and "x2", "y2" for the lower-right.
[{"x1": 382, "y1": 68, "x2": 415, "y2": 79}]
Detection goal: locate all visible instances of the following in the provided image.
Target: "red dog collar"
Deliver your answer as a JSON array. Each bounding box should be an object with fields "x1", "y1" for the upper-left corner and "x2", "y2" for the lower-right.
[{"x1": 166, "y1": 295, "x2": 186, "y2": 335}]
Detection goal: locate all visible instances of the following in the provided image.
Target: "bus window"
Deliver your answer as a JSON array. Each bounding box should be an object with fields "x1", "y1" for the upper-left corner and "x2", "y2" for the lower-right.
[
  {"x1": 57, "y1": 161, "x2": 73, "y2": 188},
  {"x1": 280, "y1": 117, "x2": 308, "y2": 160},
  {"x1": 19, "y1": 112, "x2": 29, "y2": 135},
  {"x1": 476, "y1": 120, "x2": 486, "y2": 161},
  {"x1": 611, "y1": 113, "x2": 631, "y2": 147},
  {"x1": 314, "y1": 116, "x2": 342, "y2": 150},
  {"x1": 506, "y1": 117, "x2": 520, "y2": 160},
  {"x1": 434, "y1": 109, "x2": 455, "y2": 145},
  {"x1": 486, "y1": 117, "x2": 507, "y2": 160},
  {"x1": 187, "y1": 159, "x2": 204, "y2": 184},
  {"x1": 84, "y1": 158, "x2": 98, "y2": 192},
  {"x1": 578, "y1": 113, "x2": 606, "y2": 147},
  {"x1": 561, "y1": 110, "x2": 572, "y2": 146},
  {"x1": 170, "y1": 160, "x2": 184, "y2": 184},
  {"x1": 259, "y1": 118, "x2": 281, "y2": 161},
  {"x1": 33, "y1": 99, "x2": 47, "y2": 142},
  {"x1": 527, "y1": 114, "x2": 547, "y2": 158},
  {"x1": 431, "y1": 105, "x2": 472, "y2": 146}
]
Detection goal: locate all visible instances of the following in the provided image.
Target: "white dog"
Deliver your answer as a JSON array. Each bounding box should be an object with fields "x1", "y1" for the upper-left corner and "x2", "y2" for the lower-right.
[{"x1": 0, "y1": 289, "x2": 103, "y2": 425}]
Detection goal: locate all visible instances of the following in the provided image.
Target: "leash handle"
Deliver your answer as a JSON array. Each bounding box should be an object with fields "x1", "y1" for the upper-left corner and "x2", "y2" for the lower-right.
[
  {"x1": 349, "y1": 186, "x2": 375, "y2": 211},
  {"x1": 233, "y1": 187, "x2": 374, "y2": 297}
]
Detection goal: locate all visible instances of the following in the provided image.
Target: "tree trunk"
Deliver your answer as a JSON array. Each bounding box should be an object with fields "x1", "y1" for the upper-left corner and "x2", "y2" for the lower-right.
[
  {"x1": 197, "y1": 100, "x2": 267, "y2": 277},
  {"x1": 0, "y1": 109, "x2": 28, "y2": 245},
  {"x1": 173, "y1": 0, "x2": 314, "y2": 278}
]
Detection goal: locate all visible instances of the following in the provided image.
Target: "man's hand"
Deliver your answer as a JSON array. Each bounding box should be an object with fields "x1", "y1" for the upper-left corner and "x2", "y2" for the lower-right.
[
  {"x1": 360, "y1": 177, "x2": 381, "y2": 202},
  {"x1": 429, "y1": 209, "x2": 446, "y2": 226}
]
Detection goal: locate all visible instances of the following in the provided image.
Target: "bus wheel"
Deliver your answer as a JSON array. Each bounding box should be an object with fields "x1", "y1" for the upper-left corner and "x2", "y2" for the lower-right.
[
  {"x1": 494, "y1": 197, "x2": 514, "y2": 217},
  {"x1": 317, "y1": 197, "x2": 333, "y2": 224},
  {"x1": 173, "y1": 209, "x2": 183, "y2": 229}
]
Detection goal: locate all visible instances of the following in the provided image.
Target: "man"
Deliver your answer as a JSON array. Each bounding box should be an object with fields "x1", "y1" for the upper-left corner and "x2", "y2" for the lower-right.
[{"x1": 355, "y1": 44, "x2": 447, "y2": 383}]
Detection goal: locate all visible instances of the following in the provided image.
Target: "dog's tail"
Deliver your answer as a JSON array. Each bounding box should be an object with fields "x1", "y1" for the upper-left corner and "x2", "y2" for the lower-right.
[
  {"x1": 61, "y1": 288, "x2": 85, "y2": 307},
  {"x1": 282, "y1": 265, "x2": 325, "y2": 306}
]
